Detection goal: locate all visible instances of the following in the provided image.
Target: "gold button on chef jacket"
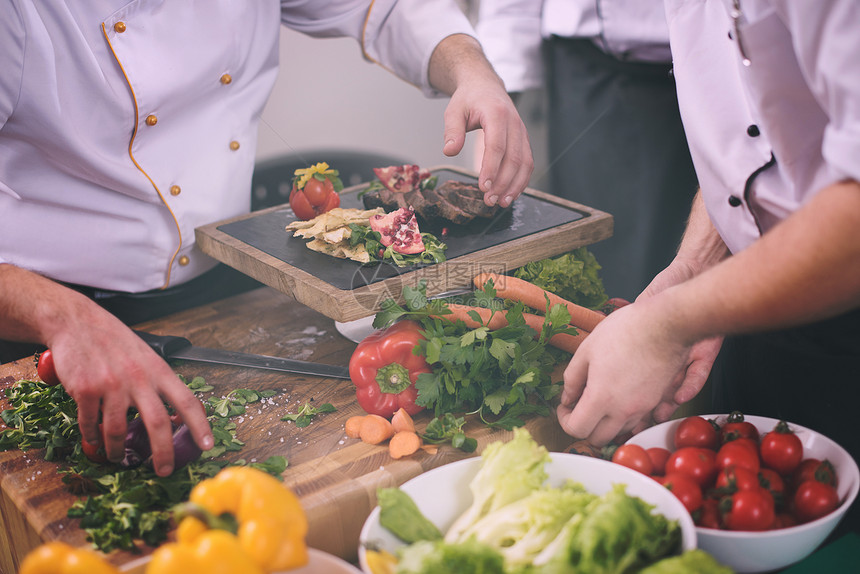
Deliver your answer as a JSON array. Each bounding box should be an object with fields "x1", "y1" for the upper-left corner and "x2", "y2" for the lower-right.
[{"x1": 0, "y1": 1, "x2": 474, "y2": 292}]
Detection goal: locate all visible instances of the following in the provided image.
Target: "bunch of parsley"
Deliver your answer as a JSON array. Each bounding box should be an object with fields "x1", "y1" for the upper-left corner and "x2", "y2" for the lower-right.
[{"x1": 372, "y1": 280, "x2": 575, "y2": 429}]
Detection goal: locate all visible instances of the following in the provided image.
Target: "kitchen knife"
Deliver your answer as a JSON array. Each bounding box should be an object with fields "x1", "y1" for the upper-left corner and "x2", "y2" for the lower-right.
[{"x1": 135, "y1": 330, "x2": 351, "y2": 379}]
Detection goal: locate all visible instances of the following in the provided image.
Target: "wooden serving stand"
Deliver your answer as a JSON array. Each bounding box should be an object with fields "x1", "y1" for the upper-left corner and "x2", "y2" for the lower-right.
[{"x1": 196, "y1": 166, "x2": 613, "y2": 322}]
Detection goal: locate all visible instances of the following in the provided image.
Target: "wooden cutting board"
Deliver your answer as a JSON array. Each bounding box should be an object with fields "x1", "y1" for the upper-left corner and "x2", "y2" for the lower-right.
[
  {"x1": 0, "y1": 287, "x2": 573, "y2": 573},
  {"x1": 196, "y1": 166, "x2": 613, "y2": 323}
]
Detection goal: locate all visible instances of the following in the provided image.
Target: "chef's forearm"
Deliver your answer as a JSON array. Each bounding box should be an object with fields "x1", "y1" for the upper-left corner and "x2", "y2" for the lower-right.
[
  {"x1": 427, "y1": 33, "x2": 505, "y2": 97},
  {"x1": 651, "y1": 179, "x2": 860, "y2": 344},
  {"x1": 0, "y1": 263, "x2": 92, "y2": 346},
  {"x1": 674, "y1": 191, "x2": 731, "y2": 272}
]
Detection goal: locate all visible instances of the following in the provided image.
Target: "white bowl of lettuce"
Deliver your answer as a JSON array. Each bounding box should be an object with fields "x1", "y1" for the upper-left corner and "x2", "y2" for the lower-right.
[{"x1": 359, "y1": 428, "x2": 720, "y2": 574}]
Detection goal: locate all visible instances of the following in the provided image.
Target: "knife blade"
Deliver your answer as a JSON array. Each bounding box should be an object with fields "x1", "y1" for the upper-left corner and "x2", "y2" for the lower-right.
[{"x1": 135, "y1": 331, "x2": 351, "y2": 379}]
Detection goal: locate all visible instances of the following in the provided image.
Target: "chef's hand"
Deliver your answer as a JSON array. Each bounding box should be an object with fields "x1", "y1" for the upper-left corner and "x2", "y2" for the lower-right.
[
  {"x1": 48, "y1": 308, "x2": 214, "y2": 476},
  {"x1": 556, "y1": 299, "x2": 696, "y2": 446},
  {"x1": 428, "y1": 34, "x2": 534, "y2": 208},
  {"x1": 628, "y1": 262, "x2": 724, "y2": 430}
]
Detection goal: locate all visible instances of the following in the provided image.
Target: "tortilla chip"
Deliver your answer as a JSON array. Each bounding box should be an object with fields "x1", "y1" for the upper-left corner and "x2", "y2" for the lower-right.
[{"x1": 305, "y1": 238, "x2": 370, "y2": 263}]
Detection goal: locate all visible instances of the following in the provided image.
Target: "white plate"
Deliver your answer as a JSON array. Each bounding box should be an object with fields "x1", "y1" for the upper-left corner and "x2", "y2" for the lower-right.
[
  {"x1": 290, "y1": 548, "x2": 363, "y2": 574},
  {"x1": 335, "y1": 316, "x2": 377, "y2": 344},
  {"x1": 358, "y1": 452, "x2": 697, "y2": 572}
]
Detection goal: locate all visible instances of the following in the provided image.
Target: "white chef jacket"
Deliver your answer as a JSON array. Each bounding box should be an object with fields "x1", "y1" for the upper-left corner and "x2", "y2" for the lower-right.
[
  {"x1": 665, "y1": 0, "x2": 860, "y2": 254},
  {"x1": 0, "y1": 0, "x2": 473, "y2": 292},
  {"x1": 477, "y1": 0, "x2": 672, "y2": 93}
]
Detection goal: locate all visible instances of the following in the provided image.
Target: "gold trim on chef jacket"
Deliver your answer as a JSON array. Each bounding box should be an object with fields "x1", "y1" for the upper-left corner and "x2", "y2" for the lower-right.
[{"x1": 101, "y1": 21, "x2": 184, "y2": 290}]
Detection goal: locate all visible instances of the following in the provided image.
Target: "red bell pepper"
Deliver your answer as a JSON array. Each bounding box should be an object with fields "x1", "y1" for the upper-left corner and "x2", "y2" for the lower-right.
[{"x1": 348, "y1": 320, "x2": 430, "y2": 418}]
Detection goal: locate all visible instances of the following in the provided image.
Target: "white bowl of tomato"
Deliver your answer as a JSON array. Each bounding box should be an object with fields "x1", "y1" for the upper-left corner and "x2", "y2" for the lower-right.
[{"x1": 623, "y1": 413, "x2": 860, "y2": 573}]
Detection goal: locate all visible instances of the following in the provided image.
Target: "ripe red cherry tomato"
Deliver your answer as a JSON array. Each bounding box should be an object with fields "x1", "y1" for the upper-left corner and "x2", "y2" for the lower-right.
[
  {"x1": 793, "y1": 480, "x2": 839, "y2": 523},
  {"x1": 720, "y1": 411, "x2": 760, "y2": 444},
  {"x1": 716, "y1": 440, "x2": 761, "y2": 473},
  {"x1": 660, "y1": 472, "x2": 704, "y2": 514},
  {"x1": 302, "y1": 176, "x2": 333, "y2": 205},
  {"x1": 758, "y1": 467, "x2": 786, "y2": 501},
  {"x1": 647, "y1": 447, "x2": 671, "y2": 476},
  {"x1": 35, "y1": 349, "x2": 61, "y2": 386},
  {"x1": 611, "y1": 444, "x2": 654, "y2": 476},
  {"x1": 715, "y1": 464, "x2": 760, "y2": 494},
  {"x1": 792, "y1": 458, "x2": 838, "y2": 489},
  {"x1": 673, "y1": 416, "x2": 720, "y2": 451},
  {"x1": 722, "y1": 487, "x2": 775, "y2": 531},
  {"x1": 760, "y1": 421, "x2": 804, "y2": 475},
  {"x1": 665, "y1": 447, "x2": 718, "y2": 487},
  {"x1": 697, "y1": 498, "x2": 722, "y2": 529}
]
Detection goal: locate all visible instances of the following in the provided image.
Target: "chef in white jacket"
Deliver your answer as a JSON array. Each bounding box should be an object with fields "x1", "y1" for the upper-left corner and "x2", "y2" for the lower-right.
[
  {"x1": 558, "y1": 0, "x2": 860, "y2": 534},
  {"x1": 0, "y1": 0, "x2": 532, "y2": 476},
  {"x1": 477, "y1": 0, "x2": 698, "y2": 301}
]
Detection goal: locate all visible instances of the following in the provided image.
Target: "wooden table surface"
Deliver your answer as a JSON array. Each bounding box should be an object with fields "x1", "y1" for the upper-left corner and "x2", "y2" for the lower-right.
[{"x1": 0, "y1": 286, "x2": 572, "y2": 573}]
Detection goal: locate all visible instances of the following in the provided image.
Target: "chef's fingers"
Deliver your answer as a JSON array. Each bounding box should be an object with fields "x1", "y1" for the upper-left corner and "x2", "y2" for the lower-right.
[
  {"x1": 99, "y1": 392, "x2": 131, "y2": 463},
  {"x1": 441, "y1": 101, "x2": 468, "y2": 160},
  {"x1": 557, "y1": 387, "x2": 606, "y2": 442},
  {"x1": 483, "y1": 121, "x2": 533, "y2": 208},
  {"x1": 75, "y1": 391, "x2": 102, "y2": 447},
  {"x1": 133, "y1": 389, "x2": 176, "y2": 476},
  {"x1": 560, "y1": 354, "x2": 588, "y2": 407},
  {"x1": 159, "y1": 377, "x2": 213, "y2": 453}
]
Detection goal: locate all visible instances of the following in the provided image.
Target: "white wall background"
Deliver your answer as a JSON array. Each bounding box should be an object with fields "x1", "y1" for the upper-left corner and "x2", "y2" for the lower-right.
[{"x1": 254, "y1": 27, "x2": 479, "y2": 173}]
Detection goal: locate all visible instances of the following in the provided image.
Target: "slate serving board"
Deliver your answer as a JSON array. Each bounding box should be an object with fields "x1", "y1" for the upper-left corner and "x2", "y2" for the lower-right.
[{"x1": 195, "y1": 165, "x2": 613, "y2": 322}]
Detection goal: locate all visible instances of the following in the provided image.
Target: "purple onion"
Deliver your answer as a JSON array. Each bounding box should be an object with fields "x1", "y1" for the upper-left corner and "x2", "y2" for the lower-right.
[{"x1": 121, "y1": 418, "x2": 202, "y2": 471}]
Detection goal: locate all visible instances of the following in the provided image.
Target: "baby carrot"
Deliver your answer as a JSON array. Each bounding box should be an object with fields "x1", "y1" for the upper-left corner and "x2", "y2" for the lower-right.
[
  {"x1": 389, "y1": 431, "x2": 422, "y2": 459},
  {"x1": 437, "y1": 304, "x2": 588, "y2": 354},
  {"x1": 391, "y1": 408, "x2": 416, "y2": 434},
  {"x1": 345, "y1": 415, "x2": 366, "y2": 439},
  {"x1": 359, "y1": 414, "x2": 395, "y2": 445},
  {"x1": 473, "y1": 272, "x2": 607, "y2": 332}
]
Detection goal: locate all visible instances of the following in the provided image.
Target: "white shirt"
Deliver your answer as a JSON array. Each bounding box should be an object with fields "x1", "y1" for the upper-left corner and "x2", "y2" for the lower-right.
[
  {"x1": 477, "y1": 0, "x2": 672, "y2": 93},
  {"x1": 666, "y1": 0, "x2": 860, "y2": 254},
  {"x1": 0, "y1": 0, "x2": 473, "y2": 292}
]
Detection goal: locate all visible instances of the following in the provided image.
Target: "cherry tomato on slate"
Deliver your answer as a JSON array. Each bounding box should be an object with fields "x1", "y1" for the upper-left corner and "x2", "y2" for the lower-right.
[
  {"x1": 673, "y1": 415, "x2": 720, "y2": 451},
  {"x1": 722, "y1": 487, "x2": 775, "y2": 531},
  {"x1": 288, "y1": 163, "x2": 343, "y2": 221},
  {"x1": 611, "y1": 444, "x2": 654, "y2": 476},
  {"x1": 647, "y1": 447, "x2": 671, "y2": 476},
  {"x1": 793, "y1": 480, "x2": 839, "y2": 523},
  {"x1": 760, "y1": 420, "x2": 804, "y2": 475},
  {"x1": 716, "y1": 439, "x2": 760, "y2": 473},
  {"x1": 35, "y1": 349, "x2": 61, "y2": 386},
  {"x1": 720, "y1": 411, "x2": 760, "y2": 444},
  {"x1": 665, "y1": 446, "x2": 718, "y2": 487},
  {"x1": 715, "y1": 464, "x2": 760, "y2": 494},
  {"x1": 792, "y1": 458, "x2": 838, "y2": 489}
]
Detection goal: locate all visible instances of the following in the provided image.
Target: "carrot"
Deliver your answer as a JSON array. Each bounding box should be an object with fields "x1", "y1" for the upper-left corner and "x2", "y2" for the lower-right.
[
  {"x1": 436, "y1": 303, "x2": 588, "y2": 354},
  {"x1": 391, "y1": 408, "x2": 416, "y2": 434},
  {"x1": 359, "y1": 414, "x2": 395, "y2": 445},
  {"x1": 345, "y1": 415, "x2": 366, "y2": 439},
  {"x1": 388, "y1": 430, "x2": 422, "y2": 459},
  {"x1": 473, "y1": 272, "x2": 607, "y2": 332}
]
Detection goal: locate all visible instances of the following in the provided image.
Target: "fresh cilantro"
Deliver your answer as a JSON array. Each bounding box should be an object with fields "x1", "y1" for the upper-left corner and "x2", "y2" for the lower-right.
[
  {"x1": 421, "y1": 414, "x2": 477, "y2": 453},
  {"x1": 280, "y1": 402, "x2": 336, "y2": 427}
]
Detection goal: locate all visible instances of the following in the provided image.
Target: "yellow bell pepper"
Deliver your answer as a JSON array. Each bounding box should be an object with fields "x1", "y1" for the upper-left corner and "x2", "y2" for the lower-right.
[
  {"x1": 174, "y1": 466, "x2": 309, "y2": 572},
  {"x1": 146, "y1": 530, "x2": 265, "y2": 574},
  {"x1": 19, "y1": 541, "x2": 120, "y2": 574}
]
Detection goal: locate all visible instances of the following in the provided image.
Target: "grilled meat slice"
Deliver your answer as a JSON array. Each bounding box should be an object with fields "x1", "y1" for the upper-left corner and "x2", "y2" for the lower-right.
[{"x1": 435, "y1": 180, "x2": 499, "y2": 219}]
